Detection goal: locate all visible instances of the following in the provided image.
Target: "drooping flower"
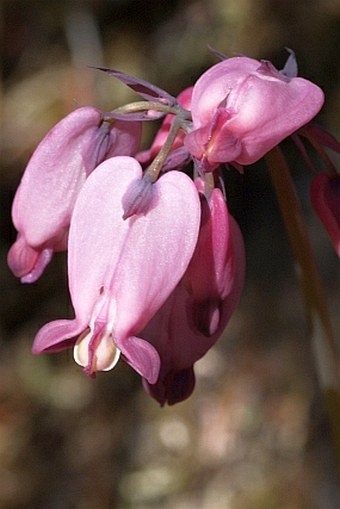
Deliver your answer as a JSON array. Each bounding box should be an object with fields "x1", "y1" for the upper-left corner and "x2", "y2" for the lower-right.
[
  {"x1": 8, "y1": 107, "x2": 141, "y2": 283},
  {"x1": 32, "y1": 156, "x2": 201, "y2": 383},
  {"x1": 184, "y1": 56, "x2": 324, "y2": 170},
  {"x1": 142, "y1": 212, "x2": 245, "y2": 405},
  {"x1": 310, "y1": 173, "x2": 340, "y2": 256}
]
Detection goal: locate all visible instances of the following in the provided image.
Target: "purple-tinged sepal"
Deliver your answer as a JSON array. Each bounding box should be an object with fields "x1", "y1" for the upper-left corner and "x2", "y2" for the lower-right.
[{"x1": 94, "y1": 67, "x2": 176, "y2": 105}]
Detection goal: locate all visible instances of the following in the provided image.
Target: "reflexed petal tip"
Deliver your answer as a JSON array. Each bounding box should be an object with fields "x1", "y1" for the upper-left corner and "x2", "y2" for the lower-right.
[
  {"x1": 32, "y1": 319, "x2": 85, "y2": 354},
  {"x1": 7, "y1": 235, "x2": 53, "y2": 283},
  {"x1": 118, "y1": 336, "x2": 160, "y2": 384}
]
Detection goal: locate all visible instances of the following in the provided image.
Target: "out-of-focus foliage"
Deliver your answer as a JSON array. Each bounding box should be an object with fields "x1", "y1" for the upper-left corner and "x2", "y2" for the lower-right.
[{"x1": 0, "y1": 1, "x2": 339, "y2": 508}]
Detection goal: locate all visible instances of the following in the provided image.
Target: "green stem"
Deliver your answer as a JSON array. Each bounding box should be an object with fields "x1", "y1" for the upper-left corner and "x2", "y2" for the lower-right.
[
  {"x1": 265, "y1": 146, "x2": 340, "y2": 468},
  {"x1": 111, "y1": 101, "x2": 191, "y2": 119},
  {"x1": 144, "y1": 116, "x2": 183, "y2": 182}
]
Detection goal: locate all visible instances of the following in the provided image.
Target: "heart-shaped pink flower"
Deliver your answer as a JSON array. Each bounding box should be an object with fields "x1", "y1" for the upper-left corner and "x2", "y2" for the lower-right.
[{"x1": 32, "y1": 156, "x2": 201, "y2": 383}]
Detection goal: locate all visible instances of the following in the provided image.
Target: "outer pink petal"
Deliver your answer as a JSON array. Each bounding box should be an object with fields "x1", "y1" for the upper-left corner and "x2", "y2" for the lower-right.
[
  {"x1": 189, "y1": 57, "x2": 324, "y2": 165},
  {"x1": 184, "y1": 184, "x2": 233, "y2": 300},
  {"x1": 7, "y1": 234, "x2": 52, "y2": 282},
  {"x1": 190, "y1": 57, "x2": 260, "y2": 126},
  {"x1": 12, "y1": 107, "x2": 103, "y2": 248},
  {"x1": 32, "y1": 319, "x2": 86, "y2": 354},
  {"x1": 122, "y1": 336, "x2": 160, "y2": 384},
  {"x1": 142, "y1": 215, "x2": 245, "y2": 404},
  {"x1": 230, "y1": 75, "x2": 325, "y2": 164},
  {"x1": 68, "y1": 156, "x2": 201, "y2": 337},
  {"x1": 67, "y1": 156, "x2": 143, "y2": 324}
]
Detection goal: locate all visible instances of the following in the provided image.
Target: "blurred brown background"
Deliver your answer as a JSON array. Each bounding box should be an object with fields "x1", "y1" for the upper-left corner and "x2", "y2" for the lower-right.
[{"x1": 0, "y1": 1, "x2": 340, "y2": 508}]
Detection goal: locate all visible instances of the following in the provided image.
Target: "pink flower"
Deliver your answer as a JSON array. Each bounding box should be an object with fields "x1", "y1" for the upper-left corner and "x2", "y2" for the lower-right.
[
  {"x1": 183, "y1": 178, "x2": 245, "y2": 336},
  {"x1": 310, "y1": 173, "x2": 340, "y2": 256},
  {"x1": 32, "y1": 156, "x2": 201, "y2": 383},
  {"x1": 142, "y1": 210, "x2": 245, "y2": 405},
  {"x1": 8, "y1": 107, "x2": 141, "y2": 283},
  {"x1": 184, "y1": 56, "x2": 324, "y2": 170}
]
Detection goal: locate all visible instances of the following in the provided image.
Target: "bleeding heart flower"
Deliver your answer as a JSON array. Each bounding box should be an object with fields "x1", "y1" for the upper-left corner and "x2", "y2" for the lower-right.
[
  {"x1": 32, "y1": 156, "x2": 201, "y2": 383},
  {"x1": 8, "y1": 107, "x2": 141, "y2": 283},
  {"x1": 184, "y1": 56, "x2": 324, "y2": 170}
]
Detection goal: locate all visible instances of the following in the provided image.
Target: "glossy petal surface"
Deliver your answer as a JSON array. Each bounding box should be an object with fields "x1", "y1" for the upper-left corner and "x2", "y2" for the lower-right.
[
  {"x1": 185, "y1": 57, "x2": 324, "y2": 166},
  {"x1": 8, "y1": 108, "x2": 141, "y2": 282},
  {"x1": 33, "y1": 156, "x2": 201, "y2": 383},
  {"x1": 142, "y1": 214, "x2": 245, "y2": 405}
]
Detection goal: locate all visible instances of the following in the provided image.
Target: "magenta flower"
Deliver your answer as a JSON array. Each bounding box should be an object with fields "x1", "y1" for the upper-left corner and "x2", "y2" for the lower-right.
[
  {"x1": 310, "y1": 173, "x2": 340, "y2": 256},
  {"x1": 183, "y1": 178, "x2": 245, "y2": 336},
  {"x1": 8, "y1": 107, "x2": 141, "y2": 283},
  {"x1": 184, "y1": 56, "x2": 324, "y2": 170},
  {"x1": 142, "y1": 211, "x2": 245, "y2": 405},
  {"x1": 32, "y1": 156, "x2": 201, "y2": 383}
]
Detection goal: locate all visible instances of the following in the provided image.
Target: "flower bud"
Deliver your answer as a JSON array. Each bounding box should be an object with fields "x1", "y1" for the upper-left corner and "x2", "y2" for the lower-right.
[{"x1": 185, "y1": 56, "x2": 324, "y2": 169}]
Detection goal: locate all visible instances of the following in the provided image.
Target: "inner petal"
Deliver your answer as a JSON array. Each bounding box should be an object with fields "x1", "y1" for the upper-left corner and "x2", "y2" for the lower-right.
[{"x1": 73, "y1": 326, "x2": 121, "y2": 375}]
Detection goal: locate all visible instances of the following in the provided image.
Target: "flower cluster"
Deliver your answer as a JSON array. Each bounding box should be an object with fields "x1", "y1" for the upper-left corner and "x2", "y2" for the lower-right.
[{"x1": 8, "y1": 51, "x2": 339, "y2": 405}]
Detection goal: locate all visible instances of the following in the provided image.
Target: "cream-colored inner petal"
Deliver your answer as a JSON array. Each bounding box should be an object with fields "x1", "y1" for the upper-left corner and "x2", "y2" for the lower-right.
[{"x1": 73, "y1": 330, "x2": 121, "y2": 372}]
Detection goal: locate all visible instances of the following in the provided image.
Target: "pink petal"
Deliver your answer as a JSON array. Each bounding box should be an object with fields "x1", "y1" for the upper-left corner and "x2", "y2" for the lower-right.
[
  {"x1": 187, "y1": 56, "x2": 324, "y2": 165},
  {"x1": 32, "y1": 319, "x2": 85, "y2": 354},
  {"x1": 68, "y1": 156, "x2": 201, "y2": 337},
  {"x1": 11, "y1": 107, "x2": 103, "y2": 248},
  {"x1": 7, "y1": 232, "x2": 64, "y2": 283},
  {"x1": 141, "y1": 215, "x2": 245, "y2": 404},
  {"x1": 121, "y1": 336, "x2": 160, "y2": 384},
  {"x1": 183, "y1": 181, "x2": 241, "y2": 334}
]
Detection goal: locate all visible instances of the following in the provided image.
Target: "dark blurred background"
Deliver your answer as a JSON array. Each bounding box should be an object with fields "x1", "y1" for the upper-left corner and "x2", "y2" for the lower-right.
[{"x1": 0, "y1": 1, "x2": 340, "y2": 508}]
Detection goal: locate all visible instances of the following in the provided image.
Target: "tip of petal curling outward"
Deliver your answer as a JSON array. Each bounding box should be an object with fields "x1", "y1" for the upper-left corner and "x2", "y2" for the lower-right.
[
  {"x1": 117, "y1": 336, "x2": 161, "y2": 384},
  {"x1": 32, "y1": 319, "x2": 85, "y2": 354},
  {"x1": 7, "y1": 235, "x2": 53, "y2": 283}
]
